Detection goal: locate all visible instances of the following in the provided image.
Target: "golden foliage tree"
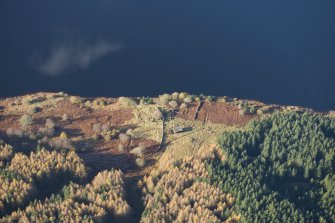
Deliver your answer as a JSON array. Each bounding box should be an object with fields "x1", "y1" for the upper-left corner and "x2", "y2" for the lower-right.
[
  {"x1": 0, "y1": 146, "x2": 87, "y2": 216},
  {"x1": 8, "y1": 148, "x2": 87, "y2": 180},
  {"x1": 140, "y1": 145, "x2": 240, "y2": 223},
  {"x1": 2, "y1": 169, "x2": 131, "y2": 222}
]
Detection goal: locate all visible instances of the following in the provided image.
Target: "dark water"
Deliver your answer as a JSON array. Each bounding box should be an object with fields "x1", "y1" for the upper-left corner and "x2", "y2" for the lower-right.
[{"x1": 1, "y1": 0, "x2": 335, "y2": 111}]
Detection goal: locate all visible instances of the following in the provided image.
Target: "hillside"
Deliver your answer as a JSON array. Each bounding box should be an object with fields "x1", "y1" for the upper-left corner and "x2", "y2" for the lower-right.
[{"x1": 0, "y1": 92, "x2": 334, "y2": 222}]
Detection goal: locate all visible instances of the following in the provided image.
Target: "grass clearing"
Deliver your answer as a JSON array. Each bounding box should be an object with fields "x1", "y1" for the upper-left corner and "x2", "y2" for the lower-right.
[{"x1": 158, "y1": 118, "x2": 244, "y2": 169}]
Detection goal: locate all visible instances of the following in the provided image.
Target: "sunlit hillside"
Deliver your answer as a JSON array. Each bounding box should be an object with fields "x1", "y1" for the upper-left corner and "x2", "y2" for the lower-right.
[{"x1": 0, "y1": 92, "x2": 334, "y2": 222}]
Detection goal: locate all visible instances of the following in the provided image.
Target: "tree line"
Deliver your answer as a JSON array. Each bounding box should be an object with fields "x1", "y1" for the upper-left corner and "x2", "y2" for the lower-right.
[{"x1": 209, "y1": 111, "x2": 335, "y2": 222}]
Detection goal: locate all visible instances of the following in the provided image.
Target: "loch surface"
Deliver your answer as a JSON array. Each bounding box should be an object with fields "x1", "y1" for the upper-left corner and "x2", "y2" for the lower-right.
[{"x1": 1, "y1": 0, "x2": 335, "y2": 111}]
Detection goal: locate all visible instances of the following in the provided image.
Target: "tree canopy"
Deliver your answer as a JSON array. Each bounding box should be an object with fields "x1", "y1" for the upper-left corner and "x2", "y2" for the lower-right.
[{"x1": 209, "y1": 112, "x2": 335, "y2": 222}]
